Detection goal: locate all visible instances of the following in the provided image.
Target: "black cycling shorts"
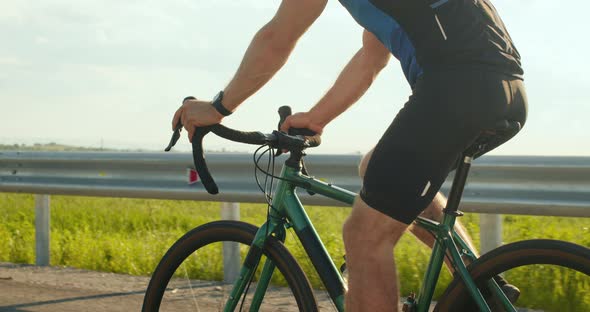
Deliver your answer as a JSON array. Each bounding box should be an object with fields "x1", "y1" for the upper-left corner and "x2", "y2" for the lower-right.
[{"x1": 360, "y1": 70, "x2": 528, "y2": 224}]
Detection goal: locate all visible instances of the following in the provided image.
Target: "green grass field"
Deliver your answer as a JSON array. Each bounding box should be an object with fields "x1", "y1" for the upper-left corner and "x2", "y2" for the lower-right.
[{"x1": 1, "y1": 193, "x2": 588, "y2": 310}]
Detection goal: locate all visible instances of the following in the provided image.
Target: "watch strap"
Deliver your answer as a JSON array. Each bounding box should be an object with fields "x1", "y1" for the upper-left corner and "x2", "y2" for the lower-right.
[{"x1": 211, "y1": 91, "x2": 232, "y2": 116}]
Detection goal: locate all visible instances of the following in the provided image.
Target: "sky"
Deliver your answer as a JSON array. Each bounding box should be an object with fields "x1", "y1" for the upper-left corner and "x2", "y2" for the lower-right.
[{"x1": 1, "y1": 0, "x2": 588, "y2": 156}]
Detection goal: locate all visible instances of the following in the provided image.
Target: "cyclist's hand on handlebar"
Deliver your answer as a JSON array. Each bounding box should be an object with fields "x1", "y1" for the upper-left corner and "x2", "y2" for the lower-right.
[
  {"x1": 172, "y1": 97, "x2": 225, "y2": 142},
  {"x1": 280, "y1": 112, "x2": 324, "y2": 135}
]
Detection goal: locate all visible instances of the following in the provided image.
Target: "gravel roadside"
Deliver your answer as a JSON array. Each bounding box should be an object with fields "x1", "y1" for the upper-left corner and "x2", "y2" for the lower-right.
[{"x1": 0, "y1": 262, "x2": 335, "y2": 312}]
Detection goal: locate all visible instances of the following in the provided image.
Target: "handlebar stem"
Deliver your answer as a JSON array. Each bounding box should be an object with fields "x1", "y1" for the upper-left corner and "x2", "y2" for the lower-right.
[{"x1": 285, "y1": 151, "x2": 305, "y2": 170}]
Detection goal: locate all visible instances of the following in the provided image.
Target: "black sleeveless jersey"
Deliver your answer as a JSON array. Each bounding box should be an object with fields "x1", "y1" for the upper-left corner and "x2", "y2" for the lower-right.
[{"x1": 338, "y1": 0, "x2": 523, "y2": 86}]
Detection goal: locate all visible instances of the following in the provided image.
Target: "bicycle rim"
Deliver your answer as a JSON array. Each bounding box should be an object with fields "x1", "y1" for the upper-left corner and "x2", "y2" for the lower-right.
[
  {"x1": 435, "y1": 239, "x2": 590, "y2": 312},
  {"x1": 142, "y1": 221, "x2": 318, "y2": 312}
]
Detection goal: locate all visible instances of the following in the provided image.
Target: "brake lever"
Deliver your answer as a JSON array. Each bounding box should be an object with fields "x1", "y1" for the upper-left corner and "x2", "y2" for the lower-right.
[
  {"x1": 165, "y1": 121, "x2": 183, "y2": 152},
  {"x1": 165, "y1": 96, "x2": 197, "y2": 152}
]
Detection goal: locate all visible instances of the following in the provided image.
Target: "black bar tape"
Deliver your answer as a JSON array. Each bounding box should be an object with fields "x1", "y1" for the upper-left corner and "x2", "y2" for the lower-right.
[
  {"x1": 210, "y1": 124, "x2": 269, "y2": 145},
  {"x1": 191, "y1": 126, "x2": 219, "y2": 195}
]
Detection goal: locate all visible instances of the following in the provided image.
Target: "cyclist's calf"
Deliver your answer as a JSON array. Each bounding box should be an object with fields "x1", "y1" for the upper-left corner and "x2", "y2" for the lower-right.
[{"x1": 342, "y1": 197, "x2": 408, "y2": 311}]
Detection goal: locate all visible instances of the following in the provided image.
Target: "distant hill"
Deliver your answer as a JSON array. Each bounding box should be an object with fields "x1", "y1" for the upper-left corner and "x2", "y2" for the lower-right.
[
  {"x1": 1, "y1": 143, "x2": 250, "y2": 153},
  {"x1": 0, "y1": 142, "x2": 128, "y2": 152}
]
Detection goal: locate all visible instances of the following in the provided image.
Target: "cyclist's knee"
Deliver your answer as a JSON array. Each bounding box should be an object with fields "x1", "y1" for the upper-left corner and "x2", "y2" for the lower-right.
[
  {"x1": 419, "y1": 193, "x2": 445, "y2": 220},
  {"x1": 343, "y1": 197, "x2": 407, "y2": 251},
  {"x1": 358, "y1": 148, "x2": 374, "y2": 179}
]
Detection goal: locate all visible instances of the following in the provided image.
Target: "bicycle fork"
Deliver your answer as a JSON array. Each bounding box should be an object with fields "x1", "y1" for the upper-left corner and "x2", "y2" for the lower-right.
[{"x1": 223, "y1": 222, "x2": 286, "y2": 311}]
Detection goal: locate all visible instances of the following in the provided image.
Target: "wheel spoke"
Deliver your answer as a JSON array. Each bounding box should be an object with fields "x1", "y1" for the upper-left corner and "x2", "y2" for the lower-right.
[{"x1": 142, "y1": 221, "x2": 318, "y2": 312}]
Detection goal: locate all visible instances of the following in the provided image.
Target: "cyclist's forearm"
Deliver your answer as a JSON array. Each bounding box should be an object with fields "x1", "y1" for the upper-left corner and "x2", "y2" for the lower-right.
[
  {"x1": 222, "y1": 25, "x2": 296, "y2": 111},
  {"x1": 310, "y1": 47, "x2": 389, "y2": 127}
]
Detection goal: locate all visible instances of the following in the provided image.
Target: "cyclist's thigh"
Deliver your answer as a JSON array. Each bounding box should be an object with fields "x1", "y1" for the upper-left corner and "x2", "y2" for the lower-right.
[{"x1": 360, "y1": 70, "x2": 519, "y2": 224}]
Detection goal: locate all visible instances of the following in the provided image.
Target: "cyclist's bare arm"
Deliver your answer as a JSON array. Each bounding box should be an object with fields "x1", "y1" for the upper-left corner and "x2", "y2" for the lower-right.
[
  {"x1": 173, "y1": 0, "x2": 327, "y2": 140},
  {"x1": 281, "y1": 30, "x2": 391, "y2": 134},
  {"x1": 222, "y1": 0, "x2": 328, "y2": 110}
]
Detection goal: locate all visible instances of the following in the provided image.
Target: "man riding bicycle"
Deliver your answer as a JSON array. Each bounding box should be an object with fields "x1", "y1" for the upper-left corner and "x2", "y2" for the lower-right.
[{"x1": 172, "y1": 0, "x2": 528, "y2": 311}]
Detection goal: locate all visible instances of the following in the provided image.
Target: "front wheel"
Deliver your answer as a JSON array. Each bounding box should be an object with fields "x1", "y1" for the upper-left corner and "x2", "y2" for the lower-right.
[
  {"x1": 142, "y1": 220, "x2": 318, "y2": 311},
  {"x1": 435, "y1": 239, "x2": 590, "y2": 312}
]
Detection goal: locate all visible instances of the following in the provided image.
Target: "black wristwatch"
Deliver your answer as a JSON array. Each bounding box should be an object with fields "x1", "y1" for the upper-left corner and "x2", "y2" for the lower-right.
[{"x1": 211, "y1": 91, "x2": 233, "y2": 116}]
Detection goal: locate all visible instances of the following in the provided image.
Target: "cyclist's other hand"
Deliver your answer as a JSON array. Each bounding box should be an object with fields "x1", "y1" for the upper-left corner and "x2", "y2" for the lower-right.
[
  {"x1": 172, "y1": 97, "x2": 225, "y2": 143},
  {"x1": 280, "y1": 112, "x2": 324, "y2": 135}
]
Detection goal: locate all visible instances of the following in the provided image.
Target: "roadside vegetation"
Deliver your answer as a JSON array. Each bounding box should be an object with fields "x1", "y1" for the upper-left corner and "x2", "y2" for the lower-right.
[{"x1": 0, "y1": 193, "x2": 588, "y2": 310}]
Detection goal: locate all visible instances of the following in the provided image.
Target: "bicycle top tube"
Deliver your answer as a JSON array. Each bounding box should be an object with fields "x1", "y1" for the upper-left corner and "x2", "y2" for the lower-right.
[{"x1": 164, "y1": 105, "x2": 321, "y2": 195}]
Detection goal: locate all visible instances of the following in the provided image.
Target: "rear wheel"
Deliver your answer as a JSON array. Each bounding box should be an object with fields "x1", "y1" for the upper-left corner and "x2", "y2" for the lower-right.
[
  {"x1": 435, "y1": 239, "x2": 590, "y2": 312},
  {"x1": 142, "y1": 221, "x2": 318, "y2": 311}
]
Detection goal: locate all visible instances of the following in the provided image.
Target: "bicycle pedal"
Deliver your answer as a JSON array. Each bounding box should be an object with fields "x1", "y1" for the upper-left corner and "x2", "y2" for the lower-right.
[
  {"x1": 492, "y1": 275, "x2": 520, "y2": 303},
  {"x1": 485, "y1": 283, "x2": 520, "y2": 311},
  {"x1": 500, "y1": 283, "x2": 520, "y2": 303},
  {"x1": 402, "y1": 292, "x2": 416, "y2": 312}
]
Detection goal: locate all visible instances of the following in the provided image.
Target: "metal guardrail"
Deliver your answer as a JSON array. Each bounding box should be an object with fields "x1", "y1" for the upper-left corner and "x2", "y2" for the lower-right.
[
  {"x1": 0, "y1": 151, "x2": 360, "y2": 205},
  {"x1": 1, "y1": 151, "x2": 589, "y2": 268},
  {"x1": 1, "y1": 151, "x2": 590, "y2": 216}
]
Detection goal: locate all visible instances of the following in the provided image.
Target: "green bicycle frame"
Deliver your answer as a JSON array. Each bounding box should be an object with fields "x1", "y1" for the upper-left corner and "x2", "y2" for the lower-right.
[{"x1": 223, "y1": 160, "x2": 515, "y2": 312}]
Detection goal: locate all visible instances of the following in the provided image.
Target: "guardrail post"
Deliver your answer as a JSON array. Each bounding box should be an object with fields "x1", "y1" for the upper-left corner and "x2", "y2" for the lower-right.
[
  {"x1": 221, "y1": 202, "x2": 240, "y2": 283},
  {"x1": 35, "y1": 194, "x2": 50, "y2": 266},
  {"x1": 480, "y1": 213, "x2": 502, "y2": 254}
]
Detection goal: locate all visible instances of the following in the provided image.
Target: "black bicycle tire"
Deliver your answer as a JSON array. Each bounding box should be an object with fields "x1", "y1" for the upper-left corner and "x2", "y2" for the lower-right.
[
  {"x1": 434, "y1": 239, "x2": 590, "y2": 311},
  {"x1": 142, "y1": 220, "x2": 318, "y2": 311}
]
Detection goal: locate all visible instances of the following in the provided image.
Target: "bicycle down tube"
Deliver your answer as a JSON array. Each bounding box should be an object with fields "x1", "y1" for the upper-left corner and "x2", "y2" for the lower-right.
[{"x1": 281, "y1": 165, "x2": 357, "y2": 311}]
